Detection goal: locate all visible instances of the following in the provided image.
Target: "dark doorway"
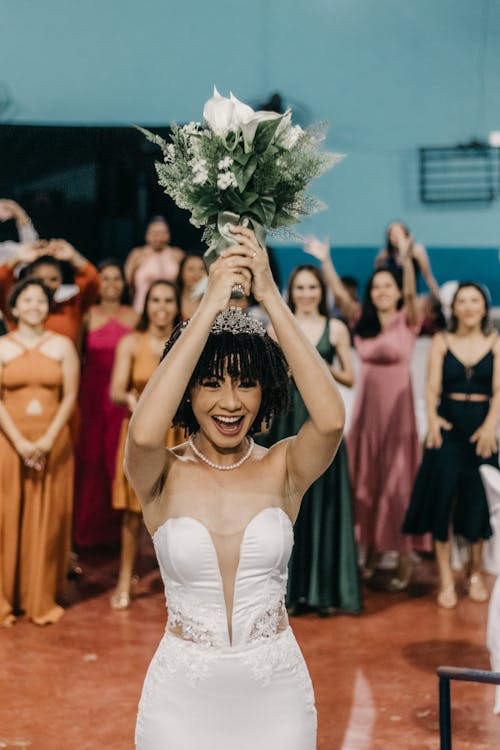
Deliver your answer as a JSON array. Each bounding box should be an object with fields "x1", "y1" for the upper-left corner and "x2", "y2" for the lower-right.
[{"x1": 0, "y1": 124, "x2": 204, "y2": 263}]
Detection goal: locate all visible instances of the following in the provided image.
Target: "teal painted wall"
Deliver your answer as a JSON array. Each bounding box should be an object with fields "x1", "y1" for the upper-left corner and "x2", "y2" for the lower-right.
[{"x1": 2, "y1": 0, "x2": 500, "y2": 247}]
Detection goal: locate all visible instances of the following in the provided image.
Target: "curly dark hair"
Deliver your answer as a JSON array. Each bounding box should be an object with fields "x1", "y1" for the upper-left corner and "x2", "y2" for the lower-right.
[
  {"x1": 286, "y1": 264, "x2": 329, "y2": 318},
  {"x1": 160, "y1": 324, "x2": 290, "y2": 435},
  {"x1": 355, "y1": 268, "x2": 402, "y2": 338},
  {"x1": 449, "y1": 281, "x2": 491, "y2": 334},
  {"x1": 136, "y1": 279, "x2": 181, "y2": 332},
  {"x1": 8, "y1": 277, "x2": 54, "y2": 315}
]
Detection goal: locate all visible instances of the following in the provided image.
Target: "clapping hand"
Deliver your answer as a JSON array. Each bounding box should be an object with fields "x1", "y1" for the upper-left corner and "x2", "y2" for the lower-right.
[{"x1": 303, "y1": 236, "x2": 330, "y2": 263}]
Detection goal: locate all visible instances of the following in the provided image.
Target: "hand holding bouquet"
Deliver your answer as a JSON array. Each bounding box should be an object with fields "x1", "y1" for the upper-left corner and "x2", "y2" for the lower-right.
[{"x1": 140, "y1": 87, "x2": 341, "y2": 296}]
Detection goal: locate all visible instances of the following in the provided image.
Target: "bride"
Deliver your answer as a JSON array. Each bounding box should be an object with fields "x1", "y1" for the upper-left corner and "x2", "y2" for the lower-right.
[{"x1": 126, "y1": 226, "x2": 345, "y2": 750}]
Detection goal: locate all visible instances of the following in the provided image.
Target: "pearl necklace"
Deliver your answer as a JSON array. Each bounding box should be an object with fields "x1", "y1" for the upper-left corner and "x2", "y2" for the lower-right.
[{"x1": 188, "y1": 434, "x2": 254, "y2": 471}]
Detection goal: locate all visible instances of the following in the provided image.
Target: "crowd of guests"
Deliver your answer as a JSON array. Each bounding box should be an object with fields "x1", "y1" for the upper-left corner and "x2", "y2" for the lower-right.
[{"x1": 0, "y1": 198, "x2": 498, "y2": 630}]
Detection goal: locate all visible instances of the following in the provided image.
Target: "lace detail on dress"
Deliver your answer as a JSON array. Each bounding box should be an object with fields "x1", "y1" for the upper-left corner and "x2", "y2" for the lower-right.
[
  {"x1": 243, "y1": 590, "x2": 287, "y2": 643},
  {"x1": 243, "y1": 629, "x2": 316, "y2": 709},
  {"x1": 165, "y1": 583, "x2": 227, "y2": 648}
]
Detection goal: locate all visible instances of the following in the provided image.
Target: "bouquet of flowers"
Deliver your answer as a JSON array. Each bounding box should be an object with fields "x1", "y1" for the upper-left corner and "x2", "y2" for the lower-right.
[{"x1": 139, "y1": 87, "x2": 341, "y2": 292}]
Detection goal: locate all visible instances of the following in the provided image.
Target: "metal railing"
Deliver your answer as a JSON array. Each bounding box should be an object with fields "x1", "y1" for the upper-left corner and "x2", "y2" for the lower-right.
[{"x1": 438, "y1": 666, "x2": 500, "y2": 749}]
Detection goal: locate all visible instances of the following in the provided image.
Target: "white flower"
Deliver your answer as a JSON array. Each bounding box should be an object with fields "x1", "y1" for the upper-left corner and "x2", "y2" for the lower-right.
[
  {"x1": 203, "y1": 86, "x2": 284, "y2": 145},
  {"x1": 183, "y1": 121, "x2": 201, "y2": 134},
  {"x1": 217, "y1": 171, "x2": 237, "y2": 190},
  {"x1": 228, "y1": 92, "x2": 255, "y2": 128},
  {"x1": 281, "y1": 124, "x2": 303, "y2": 149},
  {"x1": 240, "y1": 109, "x2": 284, "y2": 147},
  {"x1": 218, "y1": 156, "x2": 233, "y2": 170},
  {"x1": 191, "y1": 158, "x2": 208, "y2": 185},
  {"x1": 164, "y1": 143, "x2": 176, "y2": 162},
  {"x1": 193, "y1": 171, "x2": 208, "y2": 185},
  {"x1": 203, "y1": 86, "x2": 236, "y2": 137}
]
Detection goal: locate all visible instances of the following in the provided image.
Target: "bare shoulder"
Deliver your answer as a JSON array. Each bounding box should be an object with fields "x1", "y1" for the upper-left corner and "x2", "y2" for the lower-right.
[
  {"x1": 492, "y1": 332, "x2": 500, "y2": 356},
  {"x1": 170, "y1": 246, "x2": 185, "y2": 259},
  {"x1": 118, "y1": 330, "x2": 142, "y2": 354},
  {"x1": 431, "y1": 331, "x2": 448, "y2": 356},
  {"x1": 44, "y1": 332, "x2": 77, "y2": 358},
  {"x1": 329, "y1": 317, "x2": 349, "y2": 343},
  {"x1": 120, "y1": 306, "x2": 139, "y2": 327},
  {"x1": 412, "y1": 243, "x2": 427, "y2": 258}
]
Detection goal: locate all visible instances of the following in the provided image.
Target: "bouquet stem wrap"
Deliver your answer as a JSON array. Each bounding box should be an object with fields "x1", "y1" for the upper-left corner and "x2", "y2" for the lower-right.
[{"x1": 204, "y1": 212, "x2": 266, "y2": 299}]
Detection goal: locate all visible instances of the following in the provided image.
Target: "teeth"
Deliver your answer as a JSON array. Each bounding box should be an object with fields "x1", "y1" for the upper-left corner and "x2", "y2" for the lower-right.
[{"x1": 215, "y1": 416, "x2": 241, "y2": 423}]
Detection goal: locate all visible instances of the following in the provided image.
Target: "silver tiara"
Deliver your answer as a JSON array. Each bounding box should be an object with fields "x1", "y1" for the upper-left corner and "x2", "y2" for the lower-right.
[{"x1": 211, "y1": 307, "x2": 266, "y2": 337}]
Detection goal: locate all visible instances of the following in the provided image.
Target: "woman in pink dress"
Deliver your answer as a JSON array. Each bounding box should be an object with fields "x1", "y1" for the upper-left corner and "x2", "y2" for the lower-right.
[
  {"x1": 125, "y1": 217, "x2": 185, "y2": 313},
  {"x1": 73, "y1": 260, "x2": 138, "y2": 548},
  {"x1": 347, "y1": 240, "x2": 420, "y2": 589}
]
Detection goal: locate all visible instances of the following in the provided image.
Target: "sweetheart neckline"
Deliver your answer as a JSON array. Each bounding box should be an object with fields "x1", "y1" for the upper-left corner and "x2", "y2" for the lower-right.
[
  {"x1": 152, "y1": 507, "x2": 293, "y2": 646},
  {"x1": 151, "y1": 505, "x2": 292, "y2": 541}
]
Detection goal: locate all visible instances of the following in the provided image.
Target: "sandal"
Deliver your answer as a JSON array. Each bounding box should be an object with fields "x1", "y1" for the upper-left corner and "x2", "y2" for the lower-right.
[
  {"x1": 467, "y1": 573, "x2": 489, "y2": 603},
  {"x1": 437, "y1": 584, "x2": 457, "y2": 609},
  {"x1": 110, "y1": 589, "x2": 131, "y2": 610}
]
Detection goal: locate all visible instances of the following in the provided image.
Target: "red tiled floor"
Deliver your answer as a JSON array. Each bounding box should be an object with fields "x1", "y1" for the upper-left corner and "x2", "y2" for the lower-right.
[{"x1": 0, "y1": 535, "x2": 498, "y2": 749}]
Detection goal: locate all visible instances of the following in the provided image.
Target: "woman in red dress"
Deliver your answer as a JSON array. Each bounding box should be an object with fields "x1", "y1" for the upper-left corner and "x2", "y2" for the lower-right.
[{"x1": 73, "y1": 261, "x2": 137, "y2": 547}]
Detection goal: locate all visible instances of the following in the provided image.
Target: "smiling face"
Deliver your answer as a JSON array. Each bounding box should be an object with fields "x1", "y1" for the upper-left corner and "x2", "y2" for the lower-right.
[
  {"x1": 190, "y1": 372, "x2": 263, "y2": 448},
  {"x1": 99, "y1": 265, "x2": 124, "y2": 303},
  {"x1": 181, "y1": 256, "x2": 206, "y2": 289},
  {"x1": 30, "y1": 262, "x2": 62, "y2": 292},
  {"x1": 452, "y1": 285, "x2": 487, "y2": 330},
  {"x1": 12, "y1": 283, "x2": 50, "y2": 327},
  {"x1": 146, "y1": 282, "x2": 178, "y2": 330},
  {"x1": 370, "y1": 271, "x2": 401, "y2": 313},
  {"x1": 290, "y1": 269, "x2": 323, "y2": 314}
]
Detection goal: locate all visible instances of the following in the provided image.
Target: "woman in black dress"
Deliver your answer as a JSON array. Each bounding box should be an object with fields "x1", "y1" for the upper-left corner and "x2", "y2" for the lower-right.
[{"x1": 403, "y1": 282, "x2": 500, "y2": 608}]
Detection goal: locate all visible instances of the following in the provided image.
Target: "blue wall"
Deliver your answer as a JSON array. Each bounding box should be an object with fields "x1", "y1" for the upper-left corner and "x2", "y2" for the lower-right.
[
  {"x1": 273, "y1": 246, "x2": 500, "y2": 303},
  {"x1": 2, "y1": 0, "x2": 500, "y2": 247}
]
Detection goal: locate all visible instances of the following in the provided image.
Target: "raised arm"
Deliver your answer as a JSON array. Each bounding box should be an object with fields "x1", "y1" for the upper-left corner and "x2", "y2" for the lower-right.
[
  {"x1": 413, "y1": 244, "x2": 441, "y2": 299},
  {"x1": 400, "y1": 238, "x2": 418, "y2": 326},
  {"x1": 304, "y1": 236, "x2": 359, "y2": 323},
  {"x1": 329, "y1": 318, "x2": 354, "y2": 387},
  {"x1": 234, "y1": 227, "x2": 345, "y2": 500},
  {"x1": 48, "y1": 239, "x2": 99, "y2": 313},
  {"x1": 125, "y1": 252, "x2": 252, "y2": 503}
]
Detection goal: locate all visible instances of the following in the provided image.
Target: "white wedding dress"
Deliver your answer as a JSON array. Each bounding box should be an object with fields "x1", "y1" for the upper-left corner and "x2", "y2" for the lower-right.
[{"x1": 135, "y1": 506, "x2": 317, "y2": 749}]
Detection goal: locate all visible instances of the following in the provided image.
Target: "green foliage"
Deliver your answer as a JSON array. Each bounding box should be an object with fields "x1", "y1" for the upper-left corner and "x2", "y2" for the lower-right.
[{"x1": 140, "y1": 114, "x2": 341, "y2": 246}]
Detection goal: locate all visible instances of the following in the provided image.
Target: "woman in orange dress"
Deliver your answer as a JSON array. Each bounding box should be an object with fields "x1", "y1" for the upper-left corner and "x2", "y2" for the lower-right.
[
  {"x1": 0, "y1": 278, "x2": 79, "y2": 626},
  {"x1": 110, "y1": 279, "x2": 183, "y2": 609}
]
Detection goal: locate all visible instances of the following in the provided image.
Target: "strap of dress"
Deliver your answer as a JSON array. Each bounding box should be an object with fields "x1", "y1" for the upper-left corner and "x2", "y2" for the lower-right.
[{"x1": 8, "y1": 331, "x2": 54, "y2": 352}]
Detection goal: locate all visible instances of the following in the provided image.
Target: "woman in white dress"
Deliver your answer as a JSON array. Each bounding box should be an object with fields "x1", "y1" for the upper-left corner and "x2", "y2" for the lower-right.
[{"x1": 126, "y1": 226, "x2": 345, "y2": 750}]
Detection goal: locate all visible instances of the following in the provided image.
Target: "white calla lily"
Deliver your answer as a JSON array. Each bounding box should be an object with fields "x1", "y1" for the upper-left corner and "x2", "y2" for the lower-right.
[
  {"x1": 240, "y1": 109, "x2": 283, "y2": 146},
  {"x1": 229, "y1": 92, "x2": 255, "y2": 128},
  {"x1": 203, "y1": 86, "x2": 235, "y2": 136}
]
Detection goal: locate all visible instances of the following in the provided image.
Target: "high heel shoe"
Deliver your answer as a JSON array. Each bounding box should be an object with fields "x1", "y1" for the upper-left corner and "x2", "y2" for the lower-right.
[
  {"x1": 437, "y1": 584, "x2": 457, "y2": 609},
  {"x1": 467, "y1": 573, "x2": 489, "y2": 603},
  {"x1": 110, "y1": 589, "x2": 131, "y2": 610},
  {"x1": 388, "y1": 557, "x2": 412, "y2": 592}
]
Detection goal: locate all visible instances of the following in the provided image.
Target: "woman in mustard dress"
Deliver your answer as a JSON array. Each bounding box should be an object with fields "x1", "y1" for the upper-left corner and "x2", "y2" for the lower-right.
[
  {"x1": 0, "y1": 278, "x2": 79, "y2": 626},
  {"x1": 110, "y1": 280, "x2": 183, "y2": 608}
]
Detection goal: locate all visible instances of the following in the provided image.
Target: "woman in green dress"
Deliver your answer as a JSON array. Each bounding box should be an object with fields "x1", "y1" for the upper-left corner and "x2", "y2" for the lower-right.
[{"x1": 261, "y1": 264, "x2": 362, "y2": 615}]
